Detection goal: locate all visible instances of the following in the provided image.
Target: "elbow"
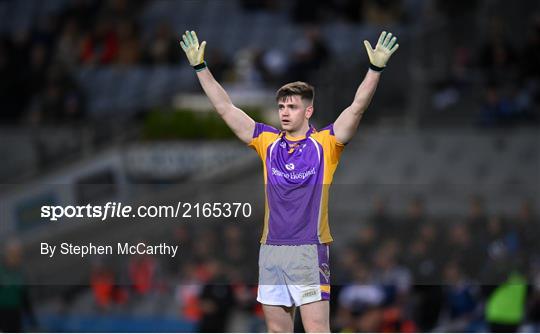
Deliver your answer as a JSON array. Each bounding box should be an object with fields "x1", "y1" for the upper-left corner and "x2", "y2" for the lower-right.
[
  {"x1": 350, "y1": 101, "x2": 367, "y2": 116},
  {"x1": 214, "y1": 102, "x2": 232, "y2": 116}
]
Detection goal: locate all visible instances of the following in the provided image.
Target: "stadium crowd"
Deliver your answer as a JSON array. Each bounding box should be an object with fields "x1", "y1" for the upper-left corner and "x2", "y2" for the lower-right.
[{"x1": 0, "y1": 0, "x2": 539, "y2": 126}]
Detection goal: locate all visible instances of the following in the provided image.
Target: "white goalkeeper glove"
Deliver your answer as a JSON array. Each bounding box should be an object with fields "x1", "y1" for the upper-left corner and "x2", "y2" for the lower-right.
[
  {"x1": 180, "y1": 30, "x2": 207, "y2": 71},
  {"x1": 363, "y1": 31, "x2": 399, "y2": 72}
]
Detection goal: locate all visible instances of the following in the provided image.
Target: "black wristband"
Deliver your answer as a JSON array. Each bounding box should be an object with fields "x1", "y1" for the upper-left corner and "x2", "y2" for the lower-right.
[
  {"x1": 193, "y1": 61, "x2": 207, "y2": 72},
  {"x1": 369, "y1": 63, "x2": 385, "y2": 72}
]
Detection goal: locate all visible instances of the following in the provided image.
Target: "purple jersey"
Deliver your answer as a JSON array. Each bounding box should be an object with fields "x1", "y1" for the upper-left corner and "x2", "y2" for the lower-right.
[{"x1": 248, "y1": 123, "x2": 345, "y2": 245}]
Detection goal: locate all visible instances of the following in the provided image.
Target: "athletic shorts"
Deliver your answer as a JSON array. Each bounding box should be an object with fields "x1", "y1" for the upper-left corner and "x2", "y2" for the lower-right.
[{"x1": 257, "y1": 243, "x2": 330, "y2": 307}]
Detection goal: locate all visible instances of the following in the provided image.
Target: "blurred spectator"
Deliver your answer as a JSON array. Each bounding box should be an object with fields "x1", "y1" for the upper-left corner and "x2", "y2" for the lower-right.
[
  {"x1": 254, "y1": 48, "x2": 288, "y2": 86},
  {"x1": 145, "y1": 22, "x2": 180, "y2": 65},
  {"x1": 519, "y1": 14, "x2": 540, "y2": 123},
  {"x1": 398, "y1": 197, "x2": 426, "y2": 242},
  {"x1": 431, "y1": 45, "x2": 473, "y2": 111},
  {"x1": 27, "y1": 64, "x2": 86, "y2": 123},
  {"x1": 220, "y1": 225, "x2": 254, "y2": 283},
  {"x1": 0, "y1": 240, "x2": 37, "y2": 332},
  {"x1": 405, "y1": 222, "x2": 441, "y2": 283},
  {"x1": 444, "y1": 222, "x2": 480, "y2": 279},
  {"x1": 528, "y1": 272, "x2": 540, "y2": 331},
  {"x1": 337, "y1": 263, "x2": 386, "y2": 331},
  {"x1": 337, "y1": 261, "x2": 416, "y2": 332},
  {"x1": 231, "y1": 48, "x2": 264, "y2": 88},
  {"x1": 476, "y1": 84, "x2": 516, "y2": 127},
  {"x1": 379, "y1": 306, "x2": 417, "y2": 332},
  {"x1": 479, "y1": 17, "x2": 519, "y2": 84},
  {"x1": 23, "y1": 43, "x2": 50, "y2": 103},
  {"x1": 412, "y1": 284, "x2": 444, "y2": 332},
  {"x1": 99, "y1": 0, "x2": 141, "y2": 21},
  {"x1": 90, "y1": 260, "x2": 128, "y2": 309},
  {"x1": 515, "y1": 200, "x2": 539, "y2": 269},
  {"x1": 521, "y1": 15, "x2": 540, "y2": 80},
  {"x1": 193, "y1": 228, "x2": 218, "y2": 262},
  {"x1": 55, "y1": 18, "x2": 82, "y2": 68},
  {"x1": 80, "y1": 17, "x2": 118, "y2": 65},
  {"x1": 174, "y1": 263, "x2": 203, "y2": 323},
  {"x1": 431, "y1": 79, "x2": 461, "y2": 111},
  {"x1": 368, "y1": 195, "x2": 395, "y2": 239},
  {"x1": 166, "y1": 226, "x2": 192, "y2": 274},
  {"x1": 91, "y1": 261, "x2": 115, "y2": 309},
  {"x1": 406, "y1": 222, "x2": 444, "y2": 331},
  {"x1": 198, "y1": 260, "x2": 235, "y2": 332},
  {"x1": 371, "y1": 240, "x2": 412, "y2": 305},
  {"x1": 333, "y1": 245, "x2": 361, "y2": 283},
  {"x1": 364, "y1": 0, "x2": 404, "y2": 25},
  {"x1": 350, "y1": 224, "x2": 379, "y2": 264},
  {"x1": 59, "y1": 0, "x2": 100, "y2": 32},
  {"x1": 467, "y1": 195, "x2": 488, "y2": 238},
  {"x1": 485, "y1": 271, "x2": 528, "y2": 332},
  {"x1": 487, "y1": 214, "x2": 521, "y2": 262},
  {"x1": 437, "y1": 260, "x2": 481, "y2": 332},
  {"x1": 205, "y1": 48, "x2": 232, "y2": 83},
  {"x1": 116, "y1": 19, "x2": 142, "y2": 65},
  {"x1": 128, "y1": 251, "x2": 159, "y2": 295},
  {"x1": 287, "y1": 27, "x2": 330, "y2": 82}
]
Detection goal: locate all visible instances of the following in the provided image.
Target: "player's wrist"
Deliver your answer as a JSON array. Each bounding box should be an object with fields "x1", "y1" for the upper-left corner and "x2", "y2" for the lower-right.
[
  {"x1": 193, "y1": 61, "x2": 207, "y2": 72},
  {"x1": 369, "y1": 63, "x2": 385, "y2": 72}
]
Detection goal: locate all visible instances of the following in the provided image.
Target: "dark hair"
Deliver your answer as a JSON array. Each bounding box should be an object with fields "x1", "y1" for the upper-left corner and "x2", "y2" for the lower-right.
[{"x1": 275, "y1": 81, "x2": 314, "y2": 105}]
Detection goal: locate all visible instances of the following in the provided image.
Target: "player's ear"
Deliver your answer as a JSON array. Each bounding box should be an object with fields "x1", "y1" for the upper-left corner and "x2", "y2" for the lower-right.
[{"x1": 305, "y1": 105, "x2": 314, "y2": 119}]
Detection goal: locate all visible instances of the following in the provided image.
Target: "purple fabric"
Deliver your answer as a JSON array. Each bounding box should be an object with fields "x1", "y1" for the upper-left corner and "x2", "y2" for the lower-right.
[
  {"x1": 264, "y1": 125, "x2": 325, "y2": 245},
  {"x1": 319, "y1": 123, "x2": 335, "y2": 136},
  {"x1": 318, "y1": 244, "x2": 331, "y2": 300},
  {"x1": 318, "y1": 244, "x2": 330, "y2": 284},
  {"x1": 253, "y1": 122, "x2": 280, "y2": 138}
]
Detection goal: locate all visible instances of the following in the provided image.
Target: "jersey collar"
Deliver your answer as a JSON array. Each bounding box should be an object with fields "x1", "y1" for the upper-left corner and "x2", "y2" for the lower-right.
[{"x1": 282, "y1": 125, "x2": 316, "y2": 142}]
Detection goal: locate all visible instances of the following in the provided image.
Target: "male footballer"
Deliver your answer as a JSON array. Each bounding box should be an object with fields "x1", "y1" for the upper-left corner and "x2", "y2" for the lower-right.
[{"x1": 180, "y1": 30, "x2": 398, "y2": 332}]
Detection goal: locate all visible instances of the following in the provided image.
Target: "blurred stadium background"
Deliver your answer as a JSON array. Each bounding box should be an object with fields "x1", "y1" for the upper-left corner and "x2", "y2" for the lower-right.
[{"x1": 0, "y1": 0, "x2": 539, "y2": 332}]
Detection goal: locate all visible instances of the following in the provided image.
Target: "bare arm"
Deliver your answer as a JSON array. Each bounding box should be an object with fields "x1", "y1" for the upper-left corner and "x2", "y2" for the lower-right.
[
  {"x1": 180, "y1": 30, "x2": 254, "y2": 144},
  {"x1": 334, "y1": 69, "x2": 381, "y2": 144},
  {"x1": 333, "y1": 31, "x2": 399, "y2": 144},
  {"x1": 196, "y1": 68, "x2": 255, "y2": 144}
]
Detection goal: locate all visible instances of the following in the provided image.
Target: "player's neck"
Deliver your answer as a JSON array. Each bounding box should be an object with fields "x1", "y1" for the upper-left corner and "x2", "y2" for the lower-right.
[{"x1": 285, "y1": 123, "x2": 310, "y2": 140}]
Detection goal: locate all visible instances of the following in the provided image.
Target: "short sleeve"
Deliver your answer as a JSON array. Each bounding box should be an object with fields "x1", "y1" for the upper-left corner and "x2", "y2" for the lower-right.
[
  {"x1": 311, "y1": 123, "x2": 345, "y2": 164},
  {"x1": 248, "y1": 122, "x2": 281, "y2": 159}
]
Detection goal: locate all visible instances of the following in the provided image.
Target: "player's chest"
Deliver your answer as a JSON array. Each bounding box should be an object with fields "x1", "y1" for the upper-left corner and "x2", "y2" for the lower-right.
[{"x1": 267, "y1": 138, "x2": 321, "y2": 177}]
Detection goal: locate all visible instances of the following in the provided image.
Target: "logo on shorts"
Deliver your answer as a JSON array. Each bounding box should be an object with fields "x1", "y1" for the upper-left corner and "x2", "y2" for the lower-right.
[
  {"x1": 285, "y1": 163, "x2": 295, "y2": 171},
  {"x1": 302, "y1": 289, "x2": 318, "y2": 299},
  {"x1": 319, "y1": 263, "x2": 330, "y2": 283}
]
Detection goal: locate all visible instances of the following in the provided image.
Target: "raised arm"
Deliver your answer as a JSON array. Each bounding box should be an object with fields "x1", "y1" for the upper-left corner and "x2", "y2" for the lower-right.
[
  {"x1": 180, "y1": 31, "x2": 255, "y2": 144},
  {"x1": 334, "y1": 31, "x2": 399, "y2": 144}
]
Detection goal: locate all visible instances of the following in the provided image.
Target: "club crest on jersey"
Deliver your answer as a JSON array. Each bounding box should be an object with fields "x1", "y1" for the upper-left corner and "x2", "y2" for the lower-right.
[
  {"x1": 285, "y1": 163, "x2": 295, "y2": 171},
  {"x1": 280, "y1": 142, "x2": 286, "y2": 148}
]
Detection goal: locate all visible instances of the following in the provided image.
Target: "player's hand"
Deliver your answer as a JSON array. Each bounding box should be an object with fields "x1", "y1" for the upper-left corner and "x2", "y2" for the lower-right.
[
  {"x1": 180, "y1": 30, "x2": 206, "y2": 67},
  {"x1": 363, "y1": 31, "x2": 399, "y2": 71}
]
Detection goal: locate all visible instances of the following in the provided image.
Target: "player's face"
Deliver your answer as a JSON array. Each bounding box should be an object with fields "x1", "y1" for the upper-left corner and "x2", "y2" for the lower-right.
[{"x1": 277, "y1": 95, "x2": 312, "y2": 132}]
